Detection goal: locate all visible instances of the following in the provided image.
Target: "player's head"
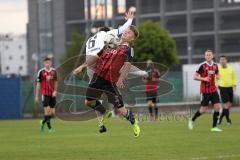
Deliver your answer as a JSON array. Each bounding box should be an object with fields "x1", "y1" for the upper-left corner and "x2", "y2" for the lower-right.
[
  {"x1": 43, "y1": 57, "x2": 52, "y2": 69},
  {"x1": 99, "y1": 26, "x2": 110, "y2": 32},
  {"x1": 219, "y1": 55, "x2": 228, "y2": 67},
  {"x1": 146, "y1": 59, "x2": 153, "y2": 67},
  {"x1": 121, "y1": 25, "x2": 139, "y2": 43},
  {"x1": 204, "y1": 49, "x2": 214, "y2": 62}
]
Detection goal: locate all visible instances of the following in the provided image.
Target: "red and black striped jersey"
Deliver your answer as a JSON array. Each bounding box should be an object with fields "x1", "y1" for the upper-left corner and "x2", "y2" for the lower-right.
[
  {"x1": 196, "y1": 61, "x2": 218, "y2": 94},
  {"x1": 37, "y1": 68, "x2": 57, "y2": 96},
  {"x1": 144, "y1": 68, "x2": 160, "y2": 93},
  {"x1": 95, "y1": 44, "x2": 133, "y2": 82}
]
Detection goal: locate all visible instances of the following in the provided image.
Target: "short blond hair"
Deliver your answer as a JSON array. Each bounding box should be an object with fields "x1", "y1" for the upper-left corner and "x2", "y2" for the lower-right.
[
  {"x1": 129, "y1": 25, "x2": 139, "y2": 39},
  {"x1": 205, "y1": 49, "x2": 214, "y2": 54}
]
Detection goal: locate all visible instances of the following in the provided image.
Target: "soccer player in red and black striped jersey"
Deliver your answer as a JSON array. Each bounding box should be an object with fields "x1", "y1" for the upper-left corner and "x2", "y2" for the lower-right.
[
  {"x1": 188, "y1": 50, "x2": 222, "y2": 132},
  {"x1": 143, "y1": 59, "x2": 160, "y2": 121},
  {"x1": 35, "y1": 57, "x2": 58, "y2": 133},
  {"x1": 84, "y1": 25, "x2": 140, "y2": 137}
]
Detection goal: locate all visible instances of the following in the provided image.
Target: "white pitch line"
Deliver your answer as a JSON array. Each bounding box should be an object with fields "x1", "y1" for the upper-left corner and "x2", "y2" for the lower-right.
[{"x1": 191, "y1": 154, "x2": 240, "y2": 160}]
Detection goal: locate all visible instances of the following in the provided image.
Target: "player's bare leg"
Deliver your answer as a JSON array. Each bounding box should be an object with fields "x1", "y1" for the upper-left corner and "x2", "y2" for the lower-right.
[{"x1": 147, "y1": 101, "x2": 154, "y2": 121}]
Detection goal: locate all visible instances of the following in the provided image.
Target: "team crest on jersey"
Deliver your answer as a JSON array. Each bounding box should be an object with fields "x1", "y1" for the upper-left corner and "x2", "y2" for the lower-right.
[
  {"x1": 46, "y1": 75, "x2": 53, "y2": 81},
  {"x1": 208, "y1": 70, "x2": 215, "y2": 74}
]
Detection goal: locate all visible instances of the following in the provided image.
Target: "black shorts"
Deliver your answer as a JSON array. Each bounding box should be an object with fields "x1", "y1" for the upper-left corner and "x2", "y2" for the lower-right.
[
  {"x1": 85, "y1": 74, "x2": 124, "y2": 108},
  {"x1": 146, "y1": 92, "x2": 158, "y2": 103},
  {"x1": 219, "y1": 87, "x2": 233, "y2": 103},
  {"x1": 42, "y1": 95, "x2": 56, "y2": 108},
  {"x1": 200, "y1": 91, "x2": 220, "y2": 106}
]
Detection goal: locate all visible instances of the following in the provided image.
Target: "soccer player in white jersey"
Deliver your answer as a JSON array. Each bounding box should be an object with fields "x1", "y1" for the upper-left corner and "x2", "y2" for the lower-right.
[{"x1": 73, "y1": 11, "x2": 147, "y2": 79}]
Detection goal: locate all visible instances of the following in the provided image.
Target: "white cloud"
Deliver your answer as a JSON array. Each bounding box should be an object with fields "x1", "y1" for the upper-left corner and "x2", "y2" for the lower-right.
[{"x1": 0, "y1": 0, "x2": 27, "y2": 34}]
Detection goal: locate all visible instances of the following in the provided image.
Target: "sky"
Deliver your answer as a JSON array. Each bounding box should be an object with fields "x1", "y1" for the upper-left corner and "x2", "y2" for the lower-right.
[{"x1": 0, "y1": 0, "x2": 27, "y2": 34}]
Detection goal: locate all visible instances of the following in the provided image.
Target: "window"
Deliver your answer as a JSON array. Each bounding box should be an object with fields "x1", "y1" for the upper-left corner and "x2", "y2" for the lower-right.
[
  {"x1": 193, "y1": 35, "x2": 215, "y2": 55},
  {"x1": 5, "y1": 45, "x2": 9, "y2": 50},
  {"x1": 140, "y1": 0, "x2": 160, "y2": 14},
  {"x1": 166, "y1": 0, "x2": 187, "y2": 12},
  {"x1": 219, "y1": 11, "x2": 240, "y2": 30},
  {"x1": 166, "y1": 15, "x2": 187, "y2": 33},
  {"x1": 192, "y1": 13, "x2": 214, "y2": 32},
  {"x1": 192, "y1": 0, "x2": 213, "y2": 9},
  {"x1": 19, "y1": 45, "x2": 22, "y2": 50},
  {"x1": 20, "y1": 55, "x2": 24, "y2": 60},
  {"x1": 9, "y1": 56, "x2": 12, "y2": 60},
  {"x1": 117, "y1": 0, "x2": 126, "y2": 14},
  {"x1": 6, "y1": 66, "x2": 10, "y2": 70},
  {"x1": 19, "y1": 66, "x2": 23, "y2": 71},
  {"x1": 90, "y1": 0, "x2": 112, "y2": 19}
]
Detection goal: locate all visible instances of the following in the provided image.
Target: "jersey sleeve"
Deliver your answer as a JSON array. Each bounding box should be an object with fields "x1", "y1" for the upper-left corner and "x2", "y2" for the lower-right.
[
  {"x1": 196, "y1": 64, "x2": 203, "y2": 74},
  {"x1": 54, "y1": 70, "x2": 58, "y2": 81},
  {"x1": 232, "y1": 68, "x2": 237, "y2": 86},
  {"x1": 106, "y1": 29, "x2": 119, "y2": 37},
  {"x1": 215, "y1": 64, "x2": 219, "y2": 74},
  {"x1": 36, "y1": 70, "x2": 42, "y2": 82},
  {"x1": 155, "y1": 69, "x2": 161, "y2": 78},
  {"x1": 107, "y1": 19, "x2": 133, "y2": 36},
  {"x1": 124, "y1": 48, "x2": 133, "y2": 62}
]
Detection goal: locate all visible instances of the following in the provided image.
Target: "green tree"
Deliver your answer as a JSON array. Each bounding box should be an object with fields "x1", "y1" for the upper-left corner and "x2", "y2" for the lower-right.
[
  {"x1": 60, "y1": 32, "x2": 85, "y2": 63},
  {"x1": 133, "y1": 21, "x2": 179, "y2": 67}
]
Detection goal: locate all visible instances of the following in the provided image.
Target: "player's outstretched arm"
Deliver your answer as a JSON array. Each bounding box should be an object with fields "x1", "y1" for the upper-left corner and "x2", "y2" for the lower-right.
[
  {"x1": 107, "y1": 11, "x2": 134, "y2": 36},
  {"x1": 73, "y1": 56, "x2": 98, "y2": 75},
  {"x1": 128, "y1": 65, "x2": 148, "y2": 77}
]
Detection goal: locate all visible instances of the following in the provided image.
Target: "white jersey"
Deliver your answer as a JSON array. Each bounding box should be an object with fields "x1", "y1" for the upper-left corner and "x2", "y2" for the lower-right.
[
  {"x1": 86, "y1": 19, "x2": 133, "y2": 57},
  {"x1": 86, "y1": 19, "x2": 133, "y2": 81}
]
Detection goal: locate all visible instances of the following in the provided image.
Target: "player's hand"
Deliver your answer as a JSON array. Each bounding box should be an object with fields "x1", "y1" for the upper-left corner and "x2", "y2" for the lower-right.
[
  {"x1": 124, "y1": 10, "x2": 134, "y2": 20},
  {"x1": 35, "y1": 96, "x2": 39, "y2": 103},
  {"x1": 73, "y1": 66, "x2": 84, "y2": 75},
  {"x1": 202, "y1": 77, "x2": 210, "y2": 82},
  {"x1": 52, "y1": 90, "x2": 57, "y2": 97},
  {"x1": 116, "y1": 79, "x2": 125, "y2": 89}
]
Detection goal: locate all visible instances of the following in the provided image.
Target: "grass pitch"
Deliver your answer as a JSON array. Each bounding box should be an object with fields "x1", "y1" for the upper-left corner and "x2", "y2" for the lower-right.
[{"x1": 0, "y1": 113, "x2": 240, "y2": 160}]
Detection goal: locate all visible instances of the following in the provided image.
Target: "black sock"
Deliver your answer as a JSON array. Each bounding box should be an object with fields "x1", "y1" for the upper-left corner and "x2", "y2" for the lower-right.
[
  {"x1": 46, "y1": 117, "x2": 52, "y2": 129},
  {"x1": 125, "y1": 110, "x2": 135, "y2": 125},
  {"x1": 154, "y1": 107, "x2": 158, "y2": 117},
  {"x1": 225, "y1": 109, "x2": 231, "y2": 122},
  {"x1": 42, "y1": 115, "x2": 50, "y2": 125},
  {"x1": 92, "y1": 100, "x2": 106, "y2": 115},
  {"x1": 219, "y1": 109, "x2": 226, "y2": 123},
  {"x1": 213, "y1": 111, "x2": 220, "y2": 127},
  {"x1": 192, "y1": 110, "x2": 201, "y2": 122},
  {"x1": 148, "y1": 107, "x2": 153, "y2": 116}
]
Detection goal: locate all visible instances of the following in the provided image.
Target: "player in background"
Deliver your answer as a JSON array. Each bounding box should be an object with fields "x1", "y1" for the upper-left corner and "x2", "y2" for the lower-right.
[
  {"x1": 35, "y1": 57, "x2": 58, "y2": 133},
  {"x1": 84, "y1": 26, "x2": 140, "y2": 137},
  {"x1": 143, "y1": 59, "x2": 160, "y2": 121},
  {"x1": 188, "y1": 50, "x2": 222, "y2": 132},
  {"x1": 218, "y1": 55, "x2": 237, "y2": 125}
]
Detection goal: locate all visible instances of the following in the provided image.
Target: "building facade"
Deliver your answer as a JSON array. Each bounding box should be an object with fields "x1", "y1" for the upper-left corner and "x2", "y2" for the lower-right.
[
  {"x1": 0, "y1": 34, "x2": 28, "y2": 76},
  {"x1": 28, "y1": 0, "x2": 240, "y2": 72}
]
